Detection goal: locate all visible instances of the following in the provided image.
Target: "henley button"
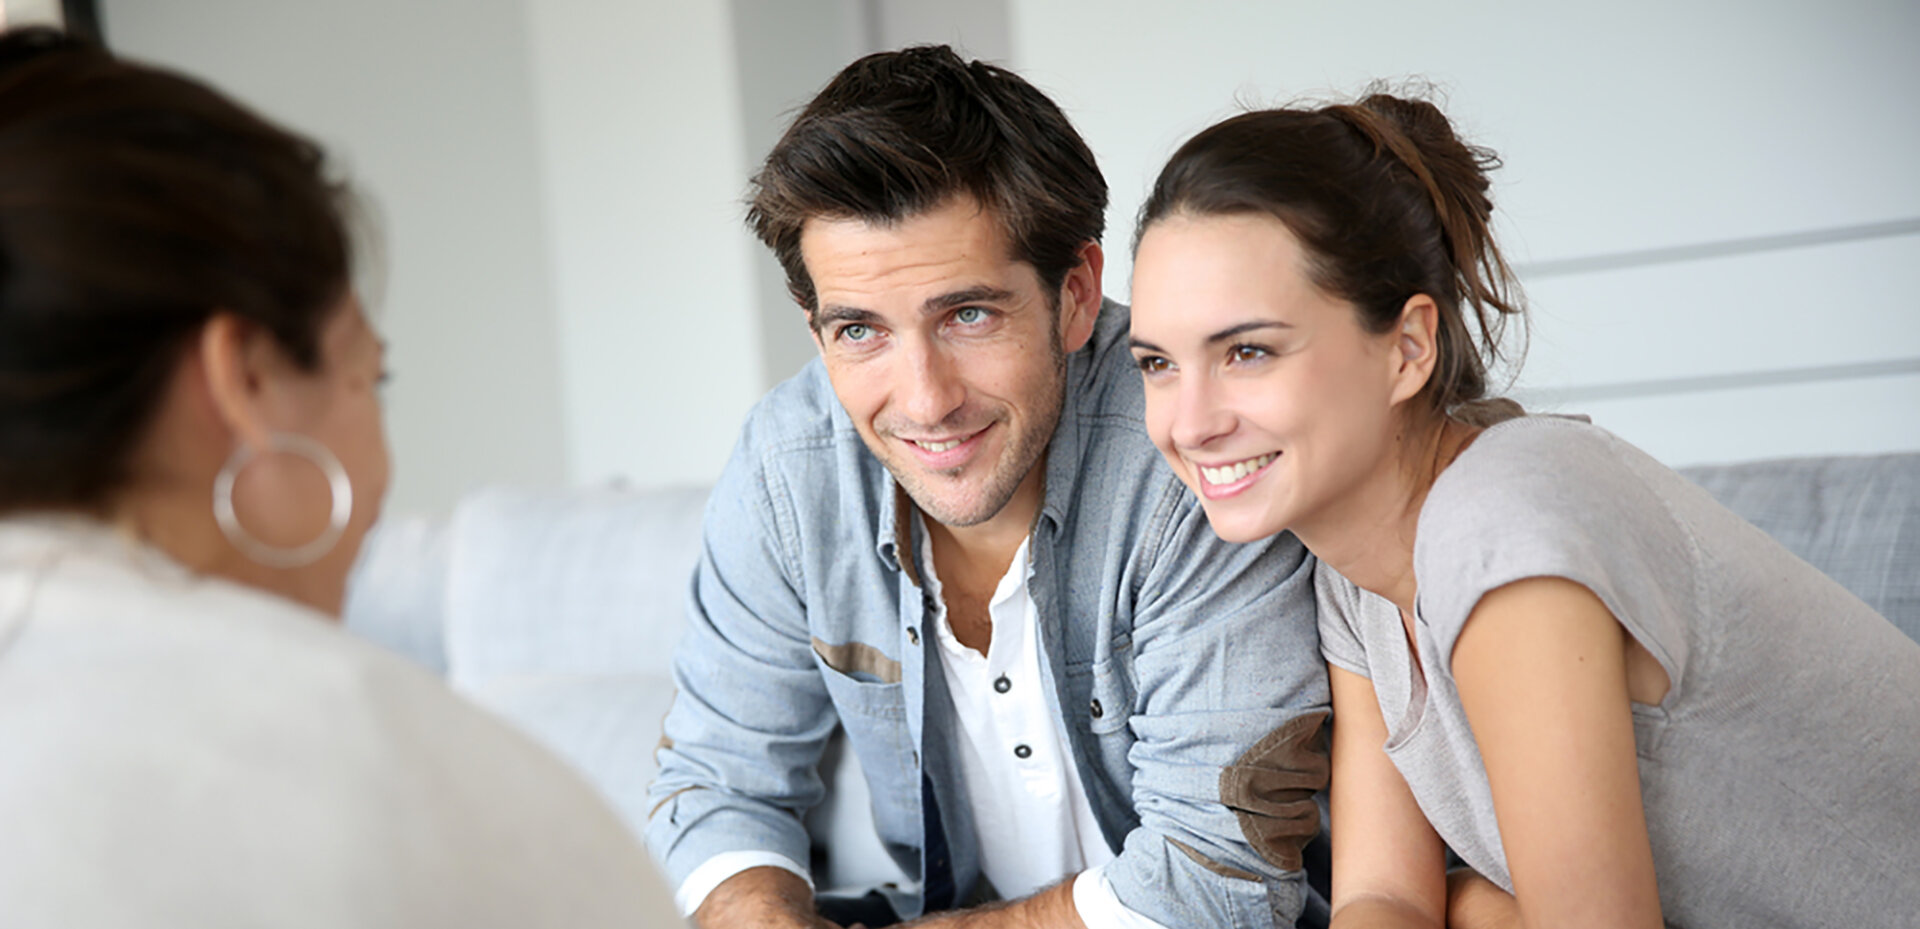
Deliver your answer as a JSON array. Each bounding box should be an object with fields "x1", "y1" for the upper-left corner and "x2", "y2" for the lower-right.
[
  {"x1": 1089, "y1": 698, "x2": 1104, "y2": 719},
  {"x1": 906, "y1": 627, "x2": 919, "y2": 646},
  {"x1": 1013, "y1": 743, "x2": 1032, "y2": 759},
  {"x1": 993, "y1": 675, "x2": 1011, "y2": 694}
]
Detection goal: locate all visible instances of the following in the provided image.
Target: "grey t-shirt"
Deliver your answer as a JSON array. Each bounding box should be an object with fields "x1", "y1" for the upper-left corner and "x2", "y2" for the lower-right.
[{"x1": 1318, "y1": 415, "x2": 1920, "y2": 927}]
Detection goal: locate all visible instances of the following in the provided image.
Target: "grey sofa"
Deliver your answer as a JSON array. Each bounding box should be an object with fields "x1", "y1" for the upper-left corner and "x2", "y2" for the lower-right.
[{"x1": 342, "y1": 451, "x2": 1920, "y2": 893}]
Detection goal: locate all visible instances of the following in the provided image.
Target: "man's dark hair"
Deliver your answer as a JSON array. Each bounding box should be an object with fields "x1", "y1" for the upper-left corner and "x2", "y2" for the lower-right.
[{"x1": 747, "y1": 45, "x2": 1107, "y2": 323}]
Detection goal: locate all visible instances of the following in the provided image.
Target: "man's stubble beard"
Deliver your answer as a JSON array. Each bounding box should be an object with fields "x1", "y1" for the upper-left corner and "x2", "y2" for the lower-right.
[{"x1": 884, "y1": 326, "x2": 1067, "y2": 530}]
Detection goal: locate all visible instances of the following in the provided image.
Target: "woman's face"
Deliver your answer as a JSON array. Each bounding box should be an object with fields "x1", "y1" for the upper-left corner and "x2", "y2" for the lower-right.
[
  {"x1": 305, "y1": 297, "x2": 390, "y2": 587},
  {"x1": 1129, "y1": 213, "x2": 1405, "y2": 543},
  {"x1": 233, "y1": 294, "x2": 391, "y2": 614}
]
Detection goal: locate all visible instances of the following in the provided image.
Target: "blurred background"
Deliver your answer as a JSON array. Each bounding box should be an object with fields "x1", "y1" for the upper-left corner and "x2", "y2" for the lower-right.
[{"x1": 23, "y1": 1, "x2": 1920, "y2": 517}]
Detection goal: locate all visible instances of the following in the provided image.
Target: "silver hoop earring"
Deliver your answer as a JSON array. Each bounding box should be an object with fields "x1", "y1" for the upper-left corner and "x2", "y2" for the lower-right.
[{"x1": 213, "y1": 432, "x2": 353, "y2": 569}]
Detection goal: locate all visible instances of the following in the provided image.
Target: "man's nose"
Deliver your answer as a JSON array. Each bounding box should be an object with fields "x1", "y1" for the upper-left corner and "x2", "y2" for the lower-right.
[{"x1": 897, "y1": 339, "x2": 966, "y2": 427}]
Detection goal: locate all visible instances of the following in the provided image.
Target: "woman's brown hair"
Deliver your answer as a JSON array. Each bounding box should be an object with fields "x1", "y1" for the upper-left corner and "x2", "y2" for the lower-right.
[{"x1": 0, "y1": 27, "x2": 353, "y2": 513}]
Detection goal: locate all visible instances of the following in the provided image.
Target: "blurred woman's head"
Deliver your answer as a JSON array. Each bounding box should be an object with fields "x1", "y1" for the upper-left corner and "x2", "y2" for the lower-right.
[
  {"x1": 0, "y1": 28, "x2": 387, "y2": 613},
  {"x1": 1128, "y1": 92, "x2": 1523, "y2": 542}
]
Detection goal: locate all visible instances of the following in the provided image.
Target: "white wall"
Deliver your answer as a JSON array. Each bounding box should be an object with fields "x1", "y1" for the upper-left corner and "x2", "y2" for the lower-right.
[
  {"x1": 1, "y1": 0, "x2": 65, "y2": 29},
  {"x1": 101, "y1": 0, "x2": 570, "y2": 516},
  {"x1": 1009, "y1": 0, "x2": 1920, "y2": 465},
  {"x1": 522, "y1": 0, "x2": 763, "y2": 491},
  {"x1": 731, "y1": 0, "x2": 869, "y2": 387},
  {"x1": 103, "y1": 0, "x2": 772, "y2": 511},
  {"x1": 98, "y1": 0, "x2": 1920, "y2": 513}
]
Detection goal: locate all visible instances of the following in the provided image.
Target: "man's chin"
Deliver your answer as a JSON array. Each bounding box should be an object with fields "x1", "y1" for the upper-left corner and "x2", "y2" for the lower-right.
[{"x1": 891, "y1": 472, "x2": 1005, "y2": 529}]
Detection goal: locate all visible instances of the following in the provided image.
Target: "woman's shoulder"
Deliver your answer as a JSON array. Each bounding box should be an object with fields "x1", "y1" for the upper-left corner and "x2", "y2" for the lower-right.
[
  {"x1": 1422, "y1": 414, "x2": 1665, "y2": 538},
  {"x1": 6, "y1": 540, "x2": 463, "y2": 755},
  {"x1": 0, "y1": 526, "x2": 665, "y2": 921},
  {"x1": 1415, "y1": 415, "x2": 1699, "y2": 644},
  {"x1": 0, "y1": 523, "x2": 585, "y2": 811}
]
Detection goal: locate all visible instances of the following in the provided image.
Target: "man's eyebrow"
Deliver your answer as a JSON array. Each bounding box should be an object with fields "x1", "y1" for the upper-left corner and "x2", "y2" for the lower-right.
[
  {"x1": 815, "y1": 305, "x2": 884, "y2": 326},
  {"x1": 924, "y1": 286, "x2": 1017, "y2": 314},
  {"x1": 815, "y1": 286, "x2": 1017, "y2": 326}
]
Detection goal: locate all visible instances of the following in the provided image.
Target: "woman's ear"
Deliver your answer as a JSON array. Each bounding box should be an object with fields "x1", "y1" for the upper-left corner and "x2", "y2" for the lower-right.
[
  {"x1": 1388, "y1": 294, "x2": 1440, "y2": 407},
  {"x1": 1058, "y1": 240, "x2": 1105, "y2": 354},
  {"x1": 197, "y1": 313, "x2": 279, "y2": 451}
]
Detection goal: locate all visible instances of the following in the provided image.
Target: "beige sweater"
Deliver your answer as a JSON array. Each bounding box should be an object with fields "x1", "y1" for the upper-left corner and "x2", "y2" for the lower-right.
[{"x1": 0, "y1": 518, "x2": 683, "y2": 928}]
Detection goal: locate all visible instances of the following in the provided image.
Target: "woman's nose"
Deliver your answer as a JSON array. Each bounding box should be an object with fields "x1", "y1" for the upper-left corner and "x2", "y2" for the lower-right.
[{"x1": 1167, "y1": 375, "x2": 1236, "y2": 452}]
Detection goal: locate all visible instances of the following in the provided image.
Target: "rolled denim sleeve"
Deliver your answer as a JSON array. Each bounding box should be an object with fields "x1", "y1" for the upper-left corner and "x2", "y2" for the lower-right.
[
  {"x1": 1100, "y1": 488, "x2": 1330, "y2": 927},
  {"x1": 644, "y1": 438, "x2": 837, "y2": 892}
]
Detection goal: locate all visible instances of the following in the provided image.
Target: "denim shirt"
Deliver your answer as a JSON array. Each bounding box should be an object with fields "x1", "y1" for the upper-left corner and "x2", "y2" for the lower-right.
[{"x1": 646, "y1": 301, "x2": 1330, "y2": 927}]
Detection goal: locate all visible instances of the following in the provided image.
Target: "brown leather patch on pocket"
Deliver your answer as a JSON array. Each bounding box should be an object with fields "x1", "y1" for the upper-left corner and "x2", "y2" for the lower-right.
[
  {"x1": 1218, "y1": 710, "x2": 1330, "y2": 872},
  {"x1": 811, "y1": 637, "x2": 902, "y2": 684},
  {"x1": 1165, "y1": 836, "x2": 1262, "y2": 882}
]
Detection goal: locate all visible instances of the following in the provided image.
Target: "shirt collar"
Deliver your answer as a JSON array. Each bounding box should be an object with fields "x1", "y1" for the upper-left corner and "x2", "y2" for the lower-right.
[{"x1": 875, "y1": 475, "x2": 921, "y2": 588}]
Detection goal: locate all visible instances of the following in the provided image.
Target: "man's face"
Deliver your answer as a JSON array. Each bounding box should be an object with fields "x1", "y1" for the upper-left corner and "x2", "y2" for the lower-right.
[{"x1": 799, "y1": 196, "x2": 1098, "y2": 530}]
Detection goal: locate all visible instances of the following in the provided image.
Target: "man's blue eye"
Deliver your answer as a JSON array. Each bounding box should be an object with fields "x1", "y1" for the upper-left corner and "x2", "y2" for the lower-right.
[
  {"x1": 954, "y1": 307, "x2": 987, "y2": 325},
  {"x1": 841, "y1": 323, "x2": 871, "y2": 342}
]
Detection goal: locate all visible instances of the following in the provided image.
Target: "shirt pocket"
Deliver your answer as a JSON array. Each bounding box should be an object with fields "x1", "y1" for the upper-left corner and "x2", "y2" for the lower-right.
[
  {"x1": 1084, "y1": 652, "x2": 1136, "y2": 735},
  {"x1": 812, "y1": 637, "x2": 907, "y2": 725},
  {"x1": 813, "y1": 640, "x2": 917, "y2": 829}
]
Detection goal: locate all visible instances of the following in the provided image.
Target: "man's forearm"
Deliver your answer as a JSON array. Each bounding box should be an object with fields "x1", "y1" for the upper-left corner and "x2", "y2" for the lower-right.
[
  {"x1": 693, "y1": 866, "x2": 833, "y2": 929},
  {"x1": 897, "y1": 879, "x2": 1085, "y2": 929}
]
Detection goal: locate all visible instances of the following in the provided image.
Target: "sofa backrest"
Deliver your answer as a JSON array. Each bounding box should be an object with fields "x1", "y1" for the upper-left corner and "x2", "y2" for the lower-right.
[
  {"x1": 1680, "y1": 451, "x2": 1920, "y2": 643},
  {"x1": 343, "y1": 484, "x2": 709, "y2": 833},
  {"x1": 442, "y1": 484, "x2": 708, "y2": 683}
]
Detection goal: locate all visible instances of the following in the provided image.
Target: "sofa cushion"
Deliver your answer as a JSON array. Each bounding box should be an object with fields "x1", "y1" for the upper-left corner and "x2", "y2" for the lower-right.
[
  {"x1": 1680, "y1": 452, "x2": 1920, "y2": 642},
  {"x1": 422, "y1": 484, "x2": 710, "y2": 843},
  {"x1": 444, "y1": 484, "x2": 708, "y2": 682},
  {"x1": 342, "y1": 514, "x2": 450, "y2": 673}
]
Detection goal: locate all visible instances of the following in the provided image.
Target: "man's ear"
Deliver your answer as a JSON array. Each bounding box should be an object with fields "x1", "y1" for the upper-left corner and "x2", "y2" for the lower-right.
[
  {"x1": 1388, "y1": 294, "x2": 1440, "y2": 407},
  {"x1": 1058, "y1": 240, "x2": 1104, "y2": 353},
  {"x1": 197, "y1": 313, "x2": 279, "y2": 451}
]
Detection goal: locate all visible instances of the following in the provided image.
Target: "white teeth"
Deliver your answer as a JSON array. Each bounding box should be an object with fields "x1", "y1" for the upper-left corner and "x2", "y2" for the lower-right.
[
  {"x1": 915, "y1": 439, "x2": 961, "y2": 453},
  {"x1": 1199, "y1": 453, "x2": 1276, "y2": 486}
]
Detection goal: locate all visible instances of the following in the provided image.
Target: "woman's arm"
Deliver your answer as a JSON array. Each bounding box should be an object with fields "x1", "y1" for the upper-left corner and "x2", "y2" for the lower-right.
[
  {"x1": 1451, "y1": 576, "x2": 1662, "y2": 929},
  {"x1": 1445, "y1": 869, "x2": 1521, "y2": 929},
  {"x1": 1326, "y1": 664, "x2": 1449, "y2": 929}
]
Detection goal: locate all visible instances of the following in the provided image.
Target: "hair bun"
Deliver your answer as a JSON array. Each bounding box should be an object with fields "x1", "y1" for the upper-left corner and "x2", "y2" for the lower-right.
[
  {"x1": 1326, "y1": 90, "x2": 1520, "y2": 362},
  {"x1": 1355, "y1": 92, "x2": 1497, "y2": 225}
]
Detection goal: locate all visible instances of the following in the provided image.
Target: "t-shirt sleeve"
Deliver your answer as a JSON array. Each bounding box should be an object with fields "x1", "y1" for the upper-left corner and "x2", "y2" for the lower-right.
[
  {"x1": 1414, "y1": 419, "x2": 1696, "y2": 694},
  {"x1": 1315, "y1": 559, "x2": 1373, "y2": 678}
]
